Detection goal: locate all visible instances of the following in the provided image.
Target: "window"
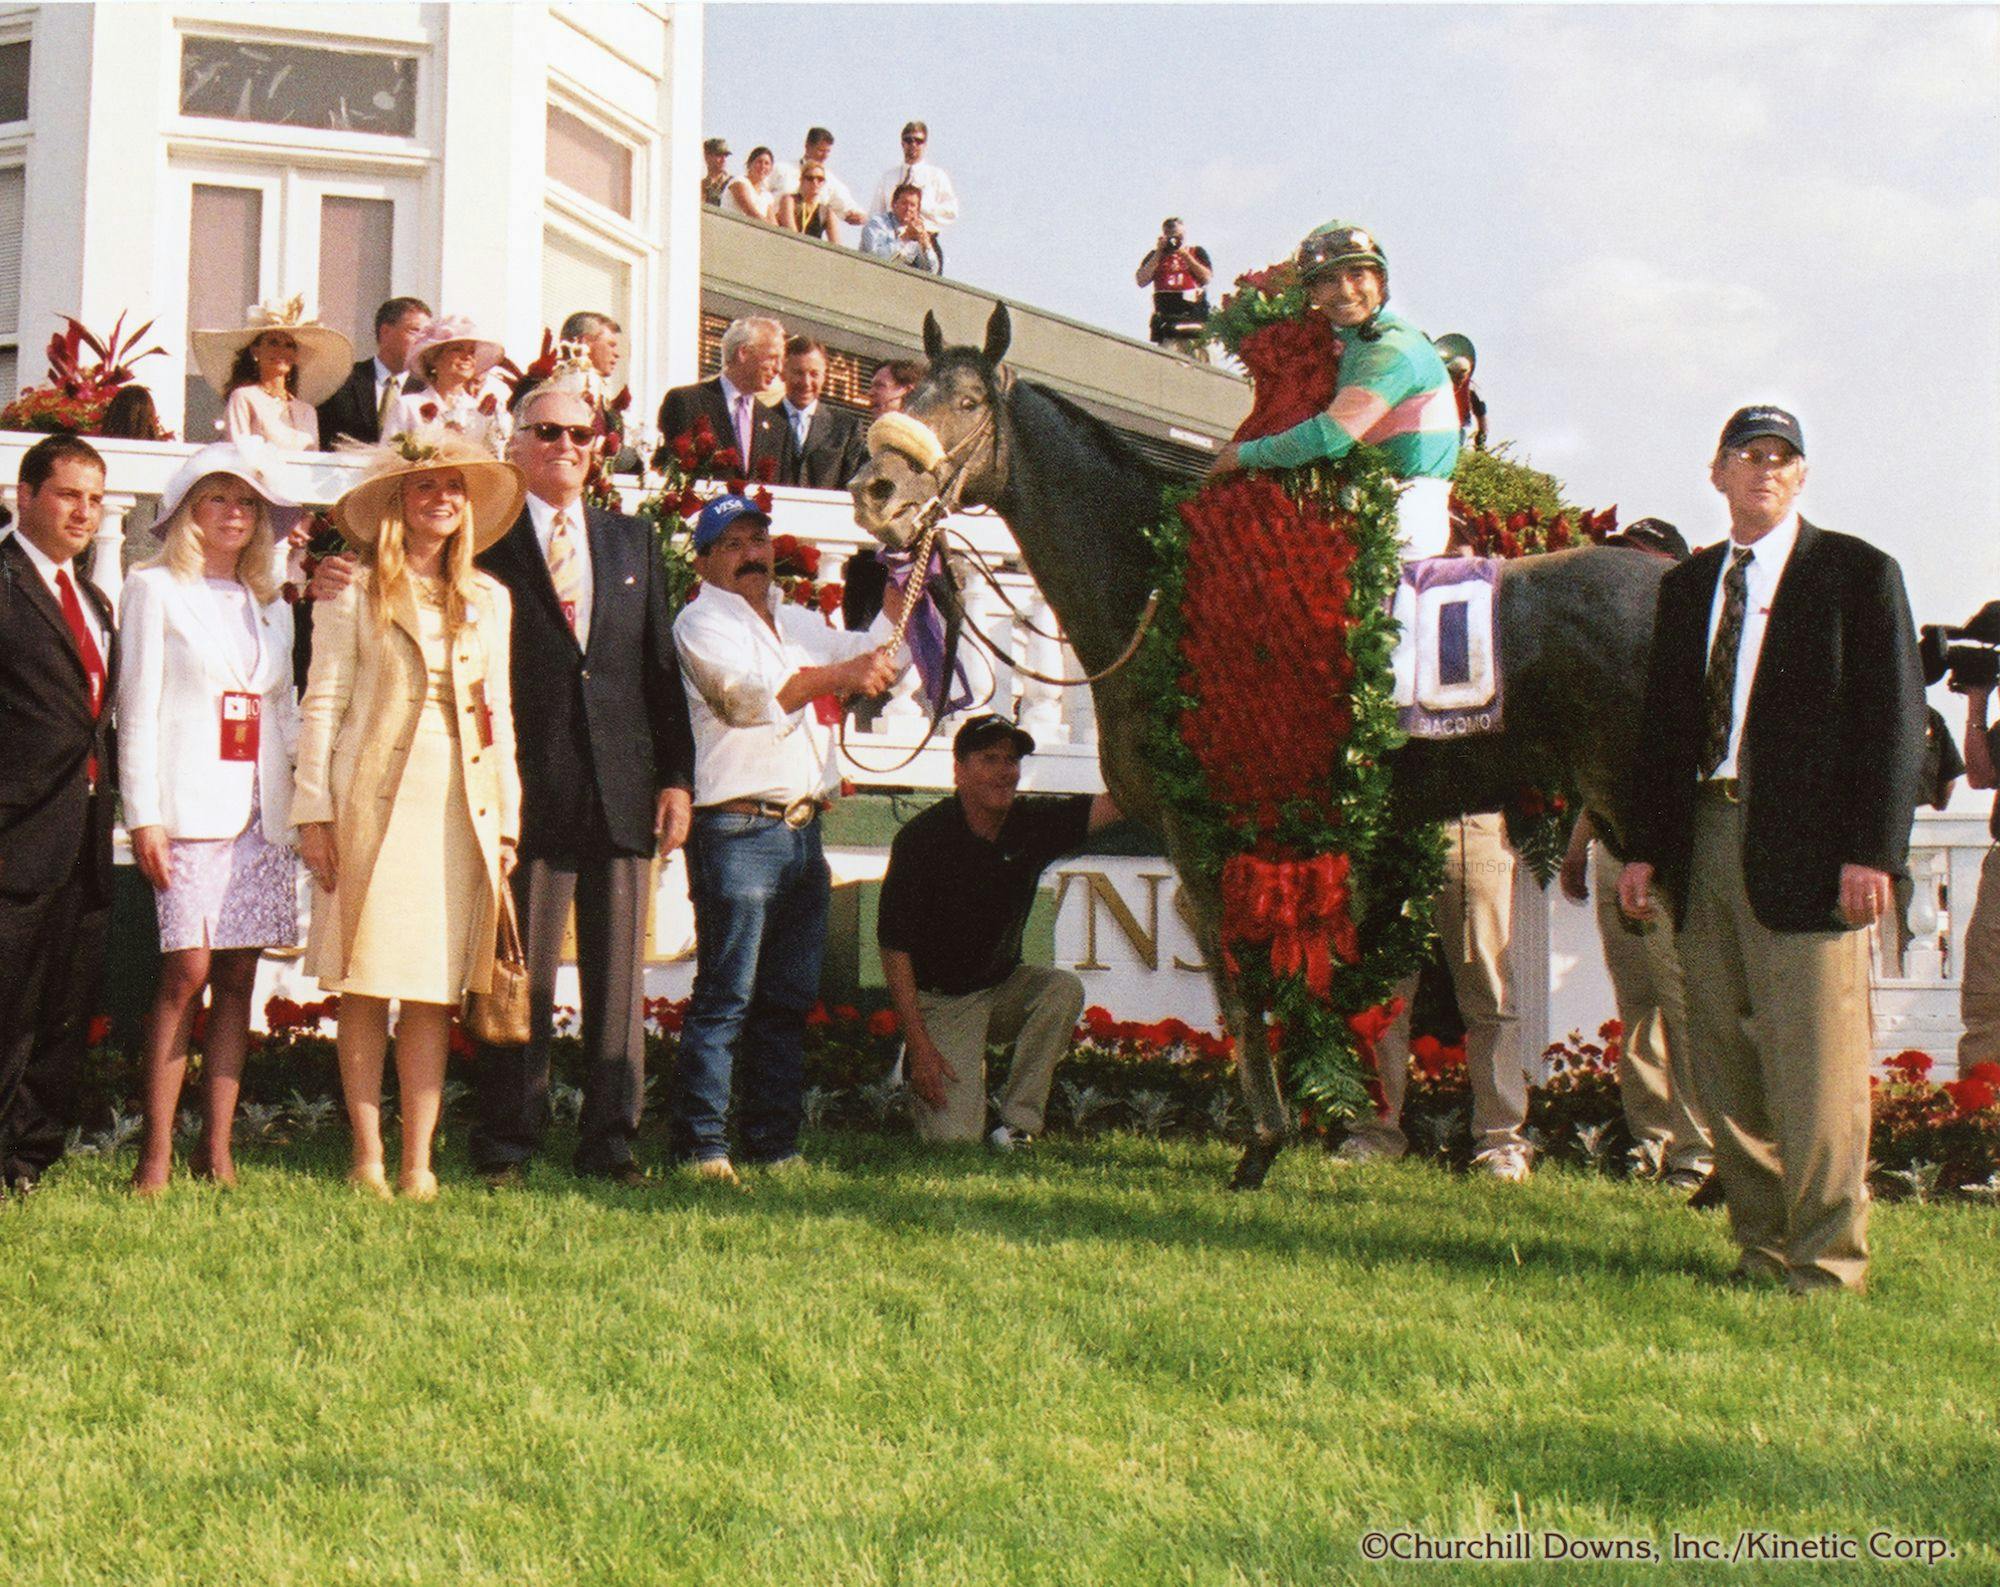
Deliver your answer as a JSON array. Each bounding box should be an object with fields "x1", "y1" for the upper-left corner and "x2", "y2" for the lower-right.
[
  {"x1": 0, "y1": 40, "x2": 29, "y2": 124},
  {"x1": 542, "y1": 230, "x2": 630, "y2": 352},
  {"x1": 317, "y1": 195, "x2": 393, "y2": 355},
  {"x1": 179, "y1": 37, "x2": 417, "y2": 136},
  {"x1": 546, "y1": 104, "x2": 633, "y2": 218},
  {"x1": 0, "y1": 167, "x2": 22, "y2": 403},
  {"x1": 185, "y1": 184, "x2": 264, "y2": 440}
]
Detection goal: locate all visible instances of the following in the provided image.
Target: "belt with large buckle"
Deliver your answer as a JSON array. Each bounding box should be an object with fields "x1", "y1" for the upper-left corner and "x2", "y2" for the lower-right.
[
  {"x1": 711, "y1": 796, "x2": 824, "y2": 829},
  {"x1": 1698, "y1": 777, "x2": 1742, "y2": 803}
]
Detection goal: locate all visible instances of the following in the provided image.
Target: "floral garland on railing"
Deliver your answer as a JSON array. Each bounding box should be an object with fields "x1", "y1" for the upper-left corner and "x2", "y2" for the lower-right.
[{"x1": 634, "y1": 419, "x2": 843, "y2": 622}]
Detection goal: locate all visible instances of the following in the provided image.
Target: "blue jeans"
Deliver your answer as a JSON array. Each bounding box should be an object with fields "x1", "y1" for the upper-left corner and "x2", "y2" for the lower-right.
[{"x1": 669, "y1": 809, "x2": 830, "y2": 1164}]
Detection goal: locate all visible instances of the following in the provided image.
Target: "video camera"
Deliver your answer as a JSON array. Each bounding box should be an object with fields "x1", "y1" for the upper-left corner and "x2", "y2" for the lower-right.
[{"x1": 1921, "y1": 601, "x2": 2000, "y2": 693}]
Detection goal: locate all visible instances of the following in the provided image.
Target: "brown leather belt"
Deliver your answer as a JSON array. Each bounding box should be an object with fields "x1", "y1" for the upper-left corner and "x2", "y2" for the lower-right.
[{"x1": 708, "y1": 796, "x2": 825, "y2": 828}]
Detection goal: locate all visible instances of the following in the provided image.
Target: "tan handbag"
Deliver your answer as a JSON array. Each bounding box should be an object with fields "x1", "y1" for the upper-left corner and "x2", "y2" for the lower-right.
[{"x1": 463, "y1": 882, "x2": 531, "y2": 1047}]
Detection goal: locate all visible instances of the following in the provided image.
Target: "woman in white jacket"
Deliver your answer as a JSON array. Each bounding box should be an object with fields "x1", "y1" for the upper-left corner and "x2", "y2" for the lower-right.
[{"x1": 119, "y1": 441, "x2": 302, "y2": 1194}]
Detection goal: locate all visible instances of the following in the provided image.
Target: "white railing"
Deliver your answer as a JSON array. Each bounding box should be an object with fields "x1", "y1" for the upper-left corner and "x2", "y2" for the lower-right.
[{"x1": 0, "y1": 433, "x2": 1105, "y2": 797}]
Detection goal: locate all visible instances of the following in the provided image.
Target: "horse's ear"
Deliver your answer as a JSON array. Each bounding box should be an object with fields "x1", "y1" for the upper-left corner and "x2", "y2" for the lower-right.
[
  {"x1": 922, "y1": 312, "x2": 945, "y2": 363},
  {"x1": 982, "y1": 303, "x2": 1012, "y2": 366}
]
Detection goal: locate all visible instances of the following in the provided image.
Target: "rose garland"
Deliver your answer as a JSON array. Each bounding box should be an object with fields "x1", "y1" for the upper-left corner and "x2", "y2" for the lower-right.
[{"x1": 1140, "y1": 456, "x2": 1445, "y2": 1117}]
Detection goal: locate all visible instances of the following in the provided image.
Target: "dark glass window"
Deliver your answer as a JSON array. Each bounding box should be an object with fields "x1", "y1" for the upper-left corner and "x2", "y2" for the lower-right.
[
  {"x1": 179, "y1": 37, "x2": 416, "y2": 136},
  {"x1": 0, "y1": 41, "x2": 30, "y2": 123}
]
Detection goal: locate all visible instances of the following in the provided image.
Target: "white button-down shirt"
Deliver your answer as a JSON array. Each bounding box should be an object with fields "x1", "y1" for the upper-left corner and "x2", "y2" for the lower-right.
[
  {"x1": 675, "y1": 582, "x2": 903, "y2": 807},
  {"x1": 1702, "y1": 512, "x2": 1801, "y2": 778},
  {"x1": 527, "y1": 492, "x2": 594, "y2": 647},
  {"x1": 12, "y1": 529, "x2": 107, "y2": 657},
  {"x1": 872, "y1": 159, "x2": 959, "y2": 232}
]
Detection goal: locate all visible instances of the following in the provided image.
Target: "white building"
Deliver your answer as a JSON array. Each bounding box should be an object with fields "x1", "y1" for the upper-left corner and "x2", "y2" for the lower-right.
[{"x1": 1, "y1": 1, "x2": 705, "y2": 436}]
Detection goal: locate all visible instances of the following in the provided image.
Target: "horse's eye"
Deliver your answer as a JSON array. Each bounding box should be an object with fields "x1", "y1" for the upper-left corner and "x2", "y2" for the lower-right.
[{"x1": 958, "y1": 396, "x2": 978, "y2": 410}]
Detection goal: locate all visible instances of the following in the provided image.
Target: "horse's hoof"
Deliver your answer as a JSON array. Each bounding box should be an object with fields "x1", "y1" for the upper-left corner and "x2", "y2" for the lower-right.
[{"x1": 1228, "y1": 1137, "x2": 1283, "y2": 1191}]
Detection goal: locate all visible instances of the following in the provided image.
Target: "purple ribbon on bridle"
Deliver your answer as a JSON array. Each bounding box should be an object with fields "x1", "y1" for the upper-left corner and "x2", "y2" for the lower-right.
[{"x1": 882, "y1": 542, "x2": 972, "y2": 714}]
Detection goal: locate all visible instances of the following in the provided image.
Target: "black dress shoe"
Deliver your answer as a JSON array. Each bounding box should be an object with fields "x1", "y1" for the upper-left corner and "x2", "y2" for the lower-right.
[
  {"x1": 588, "y1": 1162, "x2": 653, "y2": 1189},
  {"x1": 482, "y1": 1164, "x2": 528, "y2": 1192}
]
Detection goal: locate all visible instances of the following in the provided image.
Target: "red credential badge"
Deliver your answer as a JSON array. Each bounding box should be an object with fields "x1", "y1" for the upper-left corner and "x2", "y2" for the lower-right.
[{"x1": 219, "y1": 692, "x2": 261, "y2": 761}]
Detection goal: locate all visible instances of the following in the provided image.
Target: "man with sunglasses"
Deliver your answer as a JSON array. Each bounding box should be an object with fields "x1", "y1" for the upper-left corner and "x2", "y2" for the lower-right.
[
  {"x1": 1618, "y1": 406, "x2": 1925, "y2": 1294},
  {"x1": 466, "y1": 379, "x2": 697, "y2": 1189},
  {"x1": 871, "y1": 121, "x2": 958, "y2": 253}
]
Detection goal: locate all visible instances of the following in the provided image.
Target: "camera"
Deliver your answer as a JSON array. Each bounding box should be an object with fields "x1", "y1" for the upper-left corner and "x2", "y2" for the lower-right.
[
  {"x1": 1161, "y1": 231, "x2": 1183, "y2": 252},
  {"x1": 1921, "y1": 600, "x2": 2000, "y2": 693}
]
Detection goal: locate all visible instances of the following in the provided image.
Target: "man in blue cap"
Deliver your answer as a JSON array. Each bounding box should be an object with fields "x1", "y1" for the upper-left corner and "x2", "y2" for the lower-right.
[
  {"x1": 669, "y1": 493, "x2": 907, "y2": 1180},
  {"x1": 1619, "y1": 405, "x2": 1925, "y2": 1294}
]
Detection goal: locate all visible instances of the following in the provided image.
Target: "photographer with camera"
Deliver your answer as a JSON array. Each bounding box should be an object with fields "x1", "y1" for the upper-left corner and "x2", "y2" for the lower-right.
[
  {"x1": 1930, "y1": 605, "x2": 2000, "y2": 1067},
  {"x1": 1136, "y1": 217, "x2": 1213, "y2": 362}
]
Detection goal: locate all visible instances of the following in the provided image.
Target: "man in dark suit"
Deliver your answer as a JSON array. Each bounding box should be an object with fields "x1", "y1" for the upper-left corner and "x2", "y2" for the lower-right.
[
  {"x1": 471, "y1": 379, "x2": 697, "y2": 1188},
  {"x1": 1619, "y1": 405, "x2": 1925, "y2": 1294},
  {"x1": 776, "y1": 335, "x2": 869, "y2": 490},
  {"x1": 315, "y1": 295, "x2": 433, "y2": 449},
  {"x1": 0, "y1": 435, "x2": 117, "y2": 1194},
  {"x1": 654, "y1": 315, "x2": 787, "y2": 481}
]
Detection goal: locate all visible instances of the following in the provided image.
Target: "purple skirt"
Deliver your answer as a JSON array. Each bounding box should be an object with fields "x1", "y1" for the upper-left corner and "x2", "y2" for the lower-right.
[{"x1": 155, "y1": 779, "x2": 300, "y2": 953}]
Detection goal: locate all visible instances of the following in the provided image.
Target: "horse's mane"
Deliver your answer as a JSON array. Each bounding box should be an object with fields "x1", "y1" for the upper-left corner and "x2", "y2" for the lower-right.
[{"x1": 932, "y1": 347, "x2": 1167, "y2": 492}]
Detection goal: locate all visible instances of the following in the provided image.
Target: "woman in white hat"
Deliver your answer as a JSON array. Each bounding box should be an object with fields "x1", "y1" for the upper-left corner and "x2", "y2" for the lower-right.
[
  {"x1": 193, "y1": 296, "x2": 353, "y2": 453},
  {"x1": 387, "y1": 316, "x2": 513, "y2": 457},
  {"x1": 118, "y1": 441, "x2": 303, "y2": 1194},
  {"x1": 292, "y1": 431, "x2": 524, "y2": 1200}
]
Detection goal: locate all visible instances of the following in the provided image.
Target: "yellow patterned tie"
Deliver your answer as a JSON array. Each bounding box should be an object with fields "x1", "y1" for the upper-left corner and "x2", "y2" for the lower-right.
[
  {"x1": 1698, "y1": 546, "x2": 1754, "y2": 777},
  {"x1": 547, "y1": 511, "x2": 585, "y2": 645}
]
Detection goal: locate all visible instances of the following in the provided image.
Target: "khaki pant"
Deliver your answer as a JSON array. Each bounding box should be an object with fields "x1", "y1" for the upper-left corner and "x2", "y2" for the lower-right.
[
  {"x1": 1350, "y1": 813, "x2": 1529, "y2": 1154},
  {"x1": 913, "y1": 965, "x2": 1086, "y2": 1143},
  {"x1": 1592, "y1": 843, "x2": 1713, "y2": 1175},
  {"x1": 1958, "y1": 847, "x2": 2000, "y2": 1068},
  {"x1": 1677, "y1": 794, "x2": 1874, "y2": 1292}
]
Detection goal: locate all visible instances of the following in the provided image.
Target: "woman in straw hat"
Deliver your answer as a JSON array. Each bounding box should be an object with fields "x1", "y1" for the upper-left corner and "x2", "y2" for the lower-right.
[
  {"x1": 292, "y1": 431, "x2": 525, "y2": 1199},
  {"x1": 388, "y1": 316, "x2": 513, "y2": 457},
  {"x1": 193, "y1": 295, "x2": 353, "y2": 453},
  {"x1": 119, "y1": 440, "x2": 302, "y2": 1195}
]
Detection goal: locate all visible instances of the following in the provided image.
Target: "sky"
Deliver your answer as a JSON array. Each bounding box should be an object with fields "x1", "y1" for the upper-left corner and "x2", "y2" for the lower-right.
[{"x1": 705, "y1": 3, "x2": 2000, "y2": 638}]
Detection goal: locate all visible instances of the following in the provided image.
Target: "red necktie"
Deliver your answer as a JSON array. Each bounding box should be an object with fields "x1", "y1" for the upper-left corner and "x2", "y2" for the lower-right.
[{"x1": 54, "y1": 567, "x2": 106, "y2": 788}]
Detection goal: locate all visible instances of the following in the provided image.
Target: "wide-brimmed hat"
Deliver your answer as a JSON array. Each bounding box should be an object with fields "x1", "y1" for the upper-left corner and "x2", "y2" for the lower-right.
[
  {"x1": 157, "y1": 438, "x2": 299, "y2": 523},
  {"x1": 407, "y1": 315, "x2": 506, "y2": 386},
  {"x1": 192, "y1": 295, "x2": 355, "y2": 406},
  {"x1": 332, "y1": 430, "x2": 526, "y2": 554}
]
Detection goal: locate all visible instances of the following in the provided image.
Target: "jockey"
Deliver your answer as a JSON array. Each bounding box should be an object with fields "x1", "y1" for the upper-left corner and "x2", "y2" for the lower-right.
[{"x1": 1209, "y1": 221, "x2": 1461, "y2": 554}]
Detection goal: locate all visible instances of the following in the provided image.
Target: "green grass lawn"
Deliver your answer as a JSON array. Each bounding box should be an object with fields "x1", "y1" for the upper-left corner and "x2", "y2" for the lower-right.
[{"x1": 3, "y1": 1132, "x2": 1996, "y2": 1586}]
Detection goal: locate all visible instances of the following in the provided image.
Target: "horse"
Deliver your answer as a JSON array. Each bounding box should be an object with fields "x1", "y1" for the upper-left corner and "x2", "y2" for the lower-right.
[{"x1": 850, "y1": 303, "x2": 1668, "y2": 1185}]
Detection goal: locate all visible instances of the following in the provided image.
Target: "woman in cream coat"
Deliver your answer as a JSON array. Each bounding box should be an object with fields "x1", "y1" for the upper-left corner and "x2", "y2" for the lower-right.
[
  {"x1": 293, "y1": 432, "x2": 524, "y2": 1199},
  {"x1": 119, "y1": 440, "x2": 301, "y2": 1194}
]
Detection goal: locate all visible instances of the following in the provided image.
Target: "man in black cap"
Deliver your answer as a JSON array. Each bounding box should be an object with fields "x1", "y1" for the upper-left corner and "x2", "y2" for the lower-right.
[
  {"x1": 1619, "y1": 405, "x2": 1925, "y2": 1294},
  {"x1": 877, "y1": 716, "x2": 1119, "y2": 1148}
]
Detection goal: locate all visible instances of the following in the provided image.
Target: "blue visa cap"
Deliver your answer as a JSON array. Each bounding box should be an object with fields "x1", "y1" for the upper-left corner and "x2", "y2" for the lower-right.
[{"x1": 692, "y1": 491, "x2": 772, "y2": 552}]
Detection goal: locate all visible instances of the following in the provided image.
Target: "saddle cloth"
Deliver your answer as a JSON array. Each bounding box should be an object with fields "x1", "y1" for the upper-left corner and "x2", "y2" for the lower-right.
[{"x1": 1389, "y1": 556, "x2": 1502, "y2": 738}]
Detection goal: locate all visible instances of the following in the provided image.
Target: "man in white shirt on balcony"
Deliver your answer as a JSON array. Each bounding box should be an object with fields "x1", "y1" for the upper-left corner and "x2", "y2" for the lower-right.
[
  {"x1": 668, "y1": 493, "x2": 906, "y2": 1182},
  {"x1": 872, "y1": 121, "x2": 958, "y2": 242}
]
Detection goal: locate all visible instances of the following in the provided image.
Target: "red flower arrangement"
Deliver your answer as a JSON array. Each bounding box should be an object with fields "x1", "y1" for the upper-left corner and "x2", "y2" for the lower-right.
[{"x1": 2, "y1": 313, "x2": 168, "y2": 435}]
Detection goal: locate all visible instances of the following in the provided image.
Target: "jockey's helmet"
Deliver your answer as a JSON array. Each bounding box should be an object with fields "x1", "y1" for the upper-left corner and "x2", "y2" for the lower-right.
[{"x1": 1296, "y1": 222, "x2": 1388, "y2": 288}]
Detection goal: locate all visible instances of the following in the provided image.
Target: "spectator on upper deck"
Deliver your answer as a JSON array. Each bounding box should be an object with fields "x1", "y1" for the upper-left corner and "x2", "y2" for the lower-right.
[
  {"x1": 861, "y1": 185, "x2": 943, "y2": 275},
  {"x1": 196, "y1": 298, "x2": 351, "y2": 452},
  {"x1": 724, "y1": 148, "x2": 779, "y2": 223},
  {"x1": 701, "y1": 138, "x2": 733, "y2": 207},
  {"x1": 318, "y1": 296, "x2": 433, "y2": 450},
  {"x1": 871, "y1": 122, "x2": 958, "y2": 242},
  {"x1": 868, "y1": 359, "x2": 927, "y2": 417},
  {"x1": 777, "y1": 164, "x2": 843, "y2": 246},
  {"x1": 773, "y1": 128, "x2": 867, "y2": 227}
]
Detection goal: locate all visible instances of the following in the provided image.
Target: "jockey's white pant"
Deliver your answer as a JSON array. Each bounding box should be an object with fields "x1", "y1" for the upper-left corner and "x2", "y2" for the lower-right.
[{"x1": 1396, "y1": 475, "x2": 1455, "y2": 558}]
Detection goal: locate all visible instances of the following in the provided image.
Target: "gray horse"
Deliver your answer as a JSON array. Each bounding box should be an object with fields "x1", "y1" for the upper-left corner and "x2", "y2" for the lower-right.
[{"x1": 850, "y1": 304, "x2": 1666, "y2": 1185}]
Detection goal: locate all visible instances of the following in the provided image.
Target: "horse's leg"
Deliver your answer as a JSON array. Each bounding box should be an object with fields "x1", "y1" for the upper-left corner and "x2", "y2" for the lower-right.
[{"x1": 1168, "y1": 839, "x2": 1289, "y2": 1190}]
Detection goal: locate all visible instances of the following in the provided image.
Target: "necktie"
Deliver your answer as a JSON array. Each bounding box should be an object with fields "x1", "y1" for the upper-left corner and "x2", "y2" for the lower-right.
[
  {"x1": 733, "y1": 392, "x2": 753, "y2": 466},
  {"x1": 54, "y1": 567, "x2": 106, "y2": 788},
  {"x1": 376, "y1": 372, "x2": 400, "y2": 432},
  {"x1": 1698, "y1": 547, "x2": 1755, "y2": 778},
  {"x1": 547, "y1": 512, "x2": 586, "y2": 647}
]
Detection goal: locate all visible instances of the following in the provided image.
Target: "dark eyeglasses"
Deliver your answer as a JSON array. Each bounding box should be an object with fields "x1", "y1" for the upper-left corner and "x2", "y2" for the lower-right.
[
  {"x1": 528, "y1": 423, "x2": 598, "y2": 446},
  {"x1": 902, "y1": 134, "x2": 926, "y2": 145}
]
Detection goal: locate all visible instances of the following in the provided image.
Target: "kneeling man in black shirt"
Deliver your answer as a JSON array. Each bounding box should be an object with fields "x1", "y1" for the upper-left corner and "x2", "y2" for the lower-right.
[{"x1": 878, "y1": 715, "x2": 1120, "y2": 1147}]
